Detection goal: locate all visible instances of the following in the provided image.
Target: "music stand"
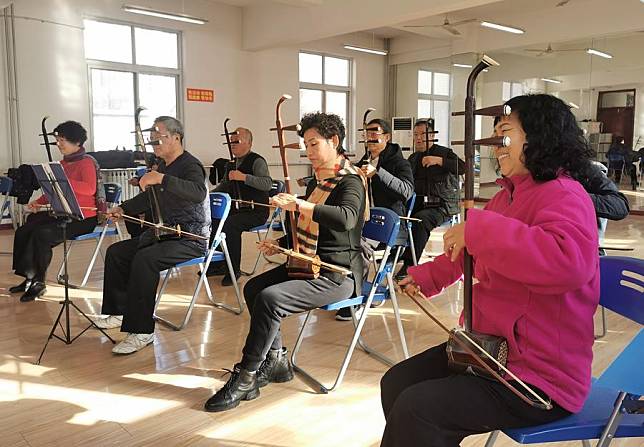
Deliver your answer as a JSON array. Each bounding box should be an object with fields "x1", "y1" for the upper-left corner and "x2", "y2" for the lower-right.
[{"x1": 32, "y1": 162, "x2": 115, "y2": 365}]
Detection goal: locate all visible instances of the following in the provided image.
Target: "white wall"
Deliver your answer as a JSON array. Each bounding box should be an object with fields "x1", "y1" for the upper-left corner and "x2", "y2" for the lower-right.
[
  {"x1": 0, "y1": 0, "x2": 243, "y2": 169},
  {"x1": 0, "y1": 1, "x2": 386, "y2": 193}
]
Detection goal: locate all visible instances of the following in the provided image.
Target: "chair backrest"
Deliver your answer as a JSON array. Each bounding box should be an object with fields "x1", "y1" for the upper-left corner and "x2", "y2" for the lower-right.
[
  {"x1": 362, "y1": 207, "x2": 401, "y2": 248},
  {"x1": 0, "y1": 176, "x2": 13, "y2": 195},
  {"x1": 599, "y1": 256, "x2": 644, "y2": 325},
  {"x1": 103, "y1": 182, "x2": 122, "y2": 205},
  {"x1": 209, "y1": 192, "x2": 231, "y2": 248},
  {"x1": 271, "y1": 180, "x2": 285, "y2": 196},
  {"x1": 405, "y1": 193, "x2": 416, "y2": 219}
]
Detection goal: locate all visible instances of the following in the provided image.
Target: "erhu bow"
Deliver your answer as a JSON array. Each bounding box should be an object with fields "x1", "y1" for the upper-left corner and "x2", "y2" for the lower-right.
[
  {"x1": 271, "y1": 94, "x2": 320, "y2": 279},
  {"x1": 402, "y1": 55, "x2": 551, "y2": 411},
  {"x1": 221, "y1": 118, "x2": 243, "y2": 209},
  {"x1": 357, "y1": 108, "x2": 376, "y2": 206}
]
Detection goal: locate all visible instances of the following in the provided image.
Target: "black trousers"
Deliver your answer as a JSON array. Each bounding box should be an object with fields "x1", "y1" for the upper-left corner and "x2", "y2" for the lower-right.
[
  {"x1": 403, "y1": 206, "x2": 449, "y2": 265},
  {"x1": 380, "y1": 343, "x2": 570, "y2": 447},
  {"x1": 240, "y1": 264, "x2": 354, "y2": 371},
  {"x1": 211, "y1": 209, "x2": 268, "y2": 274},
  {"x1": 101, "y1": 237, "x2": 205, "y2": 334},
  {"x1": 12, "y1": 212, "x2": 98, "y2": 282}
]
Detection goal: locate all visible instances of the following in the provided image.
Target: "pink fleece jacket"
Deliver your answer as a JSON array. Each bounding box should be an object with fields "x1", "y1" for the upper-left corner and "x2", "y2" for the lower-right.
[{"x1": 408, "y1": 173, "x2": 599, "y2": 413}]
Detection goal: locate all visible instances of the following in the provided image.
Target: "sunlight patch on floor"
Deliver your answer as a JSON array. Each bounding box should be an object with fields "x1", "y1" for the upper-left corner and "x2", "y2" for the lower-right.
[{"x1": 0, "y1": 378, "x2": 180, "y2": 425}]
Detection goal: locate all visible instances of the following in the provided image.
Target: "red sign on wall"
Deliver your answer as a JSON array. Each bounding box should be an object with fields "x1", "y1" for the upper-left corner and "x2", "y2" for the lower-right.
[{"x1": 187, "y1": 88, "x2": 214, "y2": 102}]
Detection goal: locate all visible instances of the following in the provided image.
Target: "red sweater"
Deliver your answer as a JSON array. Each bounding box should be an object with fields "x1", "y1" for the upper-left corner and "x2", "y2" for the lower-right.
[{"x1": 35, "y1": 158, "x2": 98, "y2": 218}]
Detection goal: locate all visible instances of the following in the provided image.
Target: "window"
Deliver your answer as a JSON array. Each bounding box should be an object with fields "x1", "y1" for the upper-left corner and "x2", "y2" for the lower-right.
[
  {"x1": 417, "y1": 70, "x2": 451, "y2": 147},
  {"x1": 299, "y1": 52, "x2": 351, "y2": 151},
  {"x1": 84, "y1": 19, "x2": 181, "y2": 151},
  {"x1": 502, "y1": 82, "x2": 524, "y2": 101}
]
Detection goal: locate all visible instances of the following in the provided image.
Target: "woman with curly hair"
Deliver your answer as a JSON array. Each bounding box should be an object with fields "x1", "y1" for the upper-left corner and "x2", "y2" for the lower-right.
[
  {"x1": 381, "y1": 94, "x2": 600, "y2": 446},
  {"x1": 203, "y1": 112, "x2": 368, "y2": 412}
]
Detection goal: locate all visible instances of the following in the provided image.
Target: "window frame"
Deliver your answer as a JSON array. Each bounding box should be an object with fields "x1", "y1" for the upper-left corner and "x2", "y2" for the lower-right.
[
  {"x1": 298, "y1": 51, "x2": 353, "y2": 154},
  {"x1": 84, "y1": 16, "x2": 183, "y2": 151},
  {"x1": 417, "y1": 69, "x2": 451, "y2": 147}
]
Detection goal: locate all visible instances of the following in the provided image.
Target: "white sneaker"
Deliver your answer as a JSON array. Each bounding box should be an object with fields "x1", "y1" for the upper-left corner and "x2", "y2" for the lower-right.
[
  {"x1": 94, "y1": 315, "x2": 123, "y2": 329},
  {"x1": 112, "y1": 333, "x2": 155, "y2": 355}
]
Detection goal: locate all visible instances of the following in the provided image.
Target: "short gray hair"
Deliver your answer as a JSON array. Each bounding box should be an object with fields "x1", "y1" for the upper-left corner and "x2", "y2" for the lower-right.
[
  {"x1": 155, "y1": 116, "x2": 184, "y2": 142},
  {"x1": 236, "y1": 127, "x2": 253, "y2": 145}
]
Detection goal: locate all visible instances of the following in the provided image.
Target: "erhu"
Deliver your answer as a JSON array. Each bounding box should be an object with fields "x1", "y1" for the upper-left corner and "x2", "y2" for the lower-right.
[
  {"x1": 39, "y1": 116, "x2": 55, "y2": 162},
  {"x1": 404, "y1": 55, "x2": 551, "y2": 410},
  {"x1": 271, "y1": 94, "x2": 320, "y2": 279},
  {"x1": 357, "y1": 107, "x2": 376, "y2": 206},
  {"x1": 132, "y1": 106, "x2": 175, "y2": 240},
  {"x1": 221, "y1": 118, "x2": 244, "y2": 209}
]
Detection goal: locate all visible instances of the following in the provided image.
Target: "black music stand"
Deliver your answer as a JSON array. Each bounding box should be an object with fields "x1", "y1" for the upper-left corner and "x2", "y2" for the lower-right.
[{"x1": 32, "y1": 163, "x2": 115, "y2": 365}]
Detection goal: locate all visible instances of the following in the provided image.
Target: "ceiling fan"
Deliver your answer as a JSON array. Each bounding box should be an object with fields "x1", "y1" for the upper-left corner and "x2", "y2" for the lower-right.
[
  {"x1": 403, "y1": 16, "x2": 479, "y2": 36},
  {"x1": 524, "y1": 43, "x2": 584, "y2": 57}
]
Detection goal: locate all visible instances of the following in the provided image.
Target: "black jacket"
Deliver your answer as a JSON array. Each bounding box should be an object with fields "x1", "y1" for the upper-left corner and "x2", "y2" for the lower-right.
[
  {"x1": 357, "y1": 142, "x2": 414, "y2": 216},
  {"x1": 122, "y1": 151, "x2": 210, "y2": 249},
  {"x1": 280, "y1": 174, "x2": 366, "y2": 297},
  {"x1": 579, "y1": 163, "x2": 629, "y2": 223},
  {"x1": 408, "y1": 144, "x2": 465, "y2": 216}
]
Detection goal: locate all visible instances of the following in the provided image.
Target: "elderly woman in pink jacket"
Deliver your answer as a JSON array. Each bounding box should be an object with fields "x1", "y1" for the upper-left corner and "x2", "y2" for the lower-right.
[{"x1": 380, "y1": 94, "x2": 600, "y2": 447}]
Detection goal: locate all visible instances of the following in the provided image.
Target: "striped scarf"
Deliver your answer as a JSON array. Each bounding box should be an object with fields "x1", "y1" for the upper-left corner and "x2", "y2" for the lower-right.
[{"x1": 296, "y1": 157, "x2": 369, "y2": 256}]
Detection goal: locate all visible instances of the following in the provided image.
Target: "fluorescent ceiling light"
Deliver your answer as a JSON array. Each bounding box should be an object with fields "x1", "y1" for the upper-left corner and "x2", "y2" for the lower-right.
[
  {"x1": 586, "y1": 48, "x2": 612, "y2": 59},
  {"x1": 568, "y1": 102, "x2": 580, "y2": 109},
  {"x1": 343, "y1": 45, "x2": 388, "y2": 56},
  {"x1": 453, "y1": 63, "x2": 473, "y2": 68},
  {"x1": 541, "y1": 77, "x2": 562, "y2": 84},
  {"x1": 480, "y1": 21, "x2": 524, "y2": 34},
  {"x1": 122, "y1": 5, "x2": 208, "y2": 24}
]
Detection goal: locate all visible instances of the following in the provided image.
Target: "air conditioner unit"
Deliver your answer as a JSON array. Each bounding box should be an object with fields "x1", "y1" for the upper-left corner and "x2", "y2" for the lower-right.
[{"x1": 392, "y1": 117, "x2": 414, "y2": 151}]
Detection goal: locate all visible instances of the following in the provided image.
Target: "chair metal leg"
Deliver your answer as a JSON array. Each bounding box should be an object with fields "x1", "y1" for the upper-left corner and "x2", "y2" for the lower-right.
[
  {"x1": 241, "y1": 231, "x2": 264, "y2": 276},
  {"x1": 595, "y1": 306, "x2": 607, "y2": 339},
  {"x1": 154, "y1": 265, "x2": 204, "y2": 331},
  {"x1": 596, "y1": 391, "x2": 626, "y2": 447},
  {"x1": 57, "y1": 227, "x2": 113, "y2": 289},
  {"x1": 484, "y1": 431, "x2": 499, "y2": 447},
  {"x1": 408, "y1": 226, "x2": 417, "y2": 265},
  {"x1": 291, "y1": 284, "x2": 385, "y2": 393},
  {"x1": 207, "y1": 238, "x2": 244, "y2": 315},
  {"x1": 356, "y1": 273, "x2": 409, "y2": 364}
]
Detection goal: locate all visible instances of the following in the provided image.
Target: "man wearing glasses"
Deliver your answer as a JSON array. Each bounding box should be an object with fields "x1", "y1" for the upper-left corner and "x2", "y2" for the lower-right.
[
  {"x1": 336, "y1": 118, "x2": 414, "y2": 321},
  {"x1": 94, "y1": 116, "x2": 211, "y2": 355}
]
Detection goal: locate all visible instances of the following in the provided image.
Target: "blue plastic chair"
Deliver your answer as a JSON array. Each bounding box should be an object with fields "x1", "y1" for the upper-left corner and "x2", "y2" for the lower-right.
[
  {"x1": 56, "y1": 182, "x2": 123, "y2": 288},
  {"x1": 484, "y1": 256, "x2": 644, "y2": 447},
  {"x1": 0, "y1": 176, "x2": 16, "y2": 229},
  {"x1": 291, "y1": 207, "x2": 409, "y2": 393},
  {"x1": 153, "y1": 193, "x2": 243, "y2": 331},
  {"x1": 241, "y1": 180, "x2": 286, "y2": 276},
  {"x1": 390, "y1": 193, "x2": 417, "y2": 267}
]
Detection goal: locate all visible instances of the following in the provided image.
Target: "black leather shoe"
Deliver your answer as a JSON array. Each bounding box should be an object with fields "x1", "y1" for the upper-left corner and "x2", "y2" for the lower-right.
[
  {"x1": 9, "y1": 279, "x2": 31, "y2": 294},
  {"x1": 204, "y1": 365, "x2": 259, "y2": 412},
  {"x1": 221, "y1": 271, "x2": 241, "y2": 287},
  {"x1": 20, "y1": 282, "x2": 47, "y2": 302},
  {"x1": 205, "y1": 262, "x2": 227, "y2": 277},
  {"x1": 257, "y1": 347, "x2": 294, "y2": 388}
]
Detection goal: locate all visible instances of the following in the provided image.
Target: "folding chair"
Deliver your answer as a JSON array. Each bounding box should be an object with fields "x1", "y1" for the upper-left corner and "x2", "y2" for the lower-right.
[
  {"x1": 390, "y1": 193, "x2": 417, "y2": 268},
  {"x1": 0, "y1": 176, "x2": 17, "y2": 230},
  {"x1": 153, "y1": 192, "x2": 243, "y2": 331},
  {"x1": 241, "y1": 180, "x2": 286, "y2": 276},
  {"x1": 56, "y1": 182, "x2": 123, "y2": 288},
  {"x1": 291, "y1": 207, "x2": 409, "y2": 393},
  {"x1": 484, "y1": 256, "x2": 643, "y2": 447}
]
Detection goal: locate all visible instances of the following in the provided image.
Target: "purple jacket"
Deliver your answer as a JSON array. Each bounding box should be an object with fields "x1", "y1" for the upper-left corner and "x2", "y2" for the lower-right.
[{"x1": 408, "y1": 173, "x2": 599, "y2": 412}]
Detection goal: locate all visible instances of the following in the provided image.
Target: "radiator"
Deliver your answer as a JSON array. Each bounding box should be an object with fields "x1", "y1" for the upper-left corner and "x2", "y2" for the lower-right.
[{"x1": 100, "y1": 168, "x2": 141, "y2": 202}]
